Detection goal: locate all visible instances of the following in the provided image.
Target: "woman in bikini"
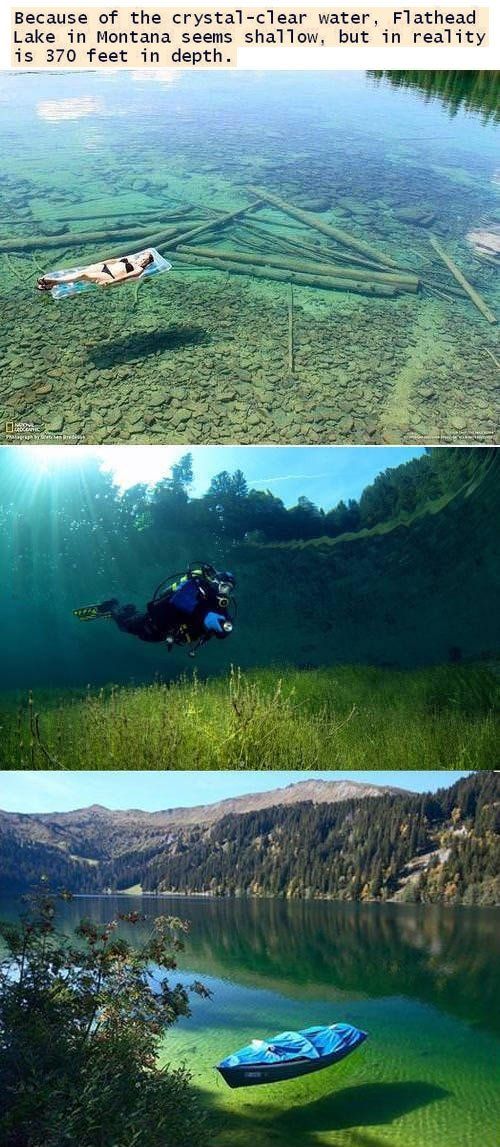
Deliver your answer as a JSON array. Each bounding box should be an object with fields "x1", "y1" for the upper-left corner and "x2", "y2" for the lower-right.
[{"x1": 37, "y1": 250, "x2": 155, "y2": 291}]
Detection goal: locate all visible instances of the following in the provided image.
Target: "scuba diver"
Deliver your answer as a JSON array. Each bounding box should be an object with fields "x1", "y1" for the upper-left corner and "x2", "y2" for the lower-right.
[{"x1": 73, "y1": 563, "x2": 236, "y2": 657}]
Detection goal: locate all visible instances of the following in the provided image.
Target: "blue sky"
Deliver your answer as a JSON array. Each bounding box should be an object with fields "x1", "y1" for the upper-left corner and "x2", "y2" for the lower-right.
[
  {"x1": 0, "y1": 771, "x2": 470, "y2": 814},
  {"x1": 26, "y1": 445, "x2": 425, "y2": 511}
]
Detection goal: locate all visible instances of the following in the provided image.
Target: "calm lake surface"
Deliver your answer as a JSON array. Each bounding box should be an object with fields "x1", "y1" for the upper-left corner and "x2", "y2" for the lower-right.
[
  {"x1": 2, "y1": 894, "x2": 499, "y2": 1146},
  {"x1": 1, "y1": 70, "x2": 499, "y2": 446}
]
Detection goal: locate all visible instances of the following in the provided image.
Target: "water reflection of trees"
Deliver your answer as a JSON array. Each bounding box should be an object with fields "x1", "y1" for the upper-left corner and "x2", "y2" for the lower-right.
[
  {"x1": 369, "y1": 72, "x2": 500, "y2": 123},
  {"x1": 1, "y1": 446, "x2": 497, "y2": 687},
  {"x1": 46, "y1": 896, "x2": 499, "y2": 1037}
]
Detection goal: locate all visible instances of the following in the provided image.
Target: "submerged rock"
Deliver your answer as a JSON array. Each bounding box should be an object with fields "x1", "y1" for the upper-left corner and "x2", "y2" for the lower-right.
[
  {"x1": 293, "y1": 195, "x2": 331, "y2": 213},
  {"x1": 466, "y1": 225, "x2": 500, "y2": 265},
  {"x1": 148, "y1": 392, "x2": 167, "y2": 408},
  {"x1": 45, "y1": 414, "x2": 64, "y2": 432},
  {"x1": 393, "y1": 205, "x2": 436, "y2": 227},
  {"x1": 39, "y1": 222, "x2": 68, "y2": 236}
]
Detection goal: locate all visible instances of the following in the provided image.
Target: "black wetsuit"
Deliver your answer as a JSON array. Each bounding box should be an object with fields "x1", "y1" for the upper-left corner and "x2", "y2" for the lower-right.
[{"x1": 107, "y1": 575, "x2": 231, "y2": 645}]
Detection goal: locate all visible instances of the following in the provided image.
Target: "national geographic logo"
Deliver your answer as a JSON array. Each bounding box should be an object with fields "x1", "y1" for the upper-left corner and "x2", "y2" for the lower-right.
[
  {"x1": 5, "y1": 420, "x2": 40, "y2": 435},
  {"x1": 3, "y1": 420, "x2": 83, "y2": 444}
]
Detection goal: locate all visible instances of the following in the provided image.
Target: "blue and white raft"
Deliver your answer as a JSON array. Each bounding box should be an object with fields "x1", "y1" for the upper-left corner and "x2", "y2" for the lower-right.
[
  {"x1": 43, "y1": 247, "x2": 171, "y2": 299},
  {"x1": 216, "y1": 1023, "x2": 367, "y2": 1088}
]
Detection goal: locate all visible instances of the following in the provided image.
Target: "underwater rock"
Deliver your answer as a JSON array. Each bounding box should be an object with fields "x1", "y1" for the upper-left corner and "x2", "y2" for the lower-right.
[
  {"x1": 171, "y1": 407, "x2": 191, "y2": 424},
  {"x1": 466, "y1": 225, "x2": 500, "y2": 265},
  {"x1": 271, "y1": 410, "x2": 289, "y2": 428},
  {"x1": 293, "y1": 195, "x2": 331, "y2": 213},
  {"x1": 103, "y1": 409, "x2": 122, "y2": 426},
  {"x1": 124, "y1": 408, "x2": 146, "y2": 426},
  {"x1": 336, "y1": 197, "x2": 373, "y2": 217},
  {"x1": 45, "y1": 414, "x2": 64, "y2": 432},
  {"x1": 126, "y1": 419, "x2": 147, "y2": 435},
  {"x1": 39, "y1": 222, "x2": 68, "y2": 236},
  {"x1": 393, "y1": 206, "x2": 436, "y2": 227}
]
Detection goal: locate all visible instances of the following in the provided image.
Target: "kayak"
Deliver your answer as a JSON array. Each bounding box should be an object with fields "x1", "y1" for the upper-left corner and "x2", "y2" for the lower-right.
[{"x1": 216, "y1": 1022, "x2": 367, "y2": 1088}]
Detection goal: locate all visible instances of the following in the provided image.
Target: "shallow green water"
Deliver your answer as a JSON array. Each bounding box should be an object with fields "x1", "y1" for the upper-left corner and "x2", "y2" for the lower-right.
[
  {"x1": 2, "y1": 894, "x2": 498, "y2": 1145},
  {"x1": 1, "y1": 71, "x2": 499, "y2": 446}
]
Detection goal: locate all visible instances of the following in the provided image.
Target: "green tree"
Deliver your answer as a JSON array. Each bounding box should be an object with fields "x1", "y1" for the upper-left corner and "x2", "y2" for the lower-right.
[
  {"x1": 170, "y1": 453, "x2": 194, "y2": 495},
  {"x1": 0, "y1": 887, "x2": 213, "y2": 1147}
]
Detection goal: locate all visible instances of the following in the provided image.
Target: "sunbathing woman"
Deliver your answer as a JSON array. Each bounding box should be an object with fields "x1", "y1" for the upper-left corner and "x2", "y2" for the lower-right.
[{"x1": 37, "y1": 250, "x2": 155, "y2": 291}]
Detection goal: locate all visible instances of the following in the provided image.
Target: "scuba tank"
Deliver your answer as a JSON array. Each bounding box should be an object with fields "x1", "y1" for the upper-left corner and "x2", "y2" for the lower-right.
[
  {"x1": 152, "y1": 562, "x2": 236, "y2": 655},
  {"x1": 151, "y1": 562, "x2": 218, "y2": 603}
]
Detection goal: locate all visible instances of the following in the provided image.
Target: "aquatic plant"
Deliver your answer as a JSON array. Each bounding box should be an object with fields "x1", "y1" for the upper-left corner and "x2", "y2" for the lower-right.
[{"x1": 2, "y1": 663, "x2": 497, "y2": 770}]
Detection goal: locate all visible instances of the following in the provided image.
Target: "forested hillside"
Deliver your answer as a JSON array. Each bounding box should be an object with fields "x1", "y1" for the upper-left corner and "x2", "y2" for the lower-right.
[
  {"x1": 2, "y1": 445, "x2": 498, "y2": 687},
  {"x1": 146, "y1": 773, "x2": 499, "y2": 905},
  {"x1": 1, "y1": 444, "x2": 488, "y2": 555},
  {"x1": 1, "y1": 773, "x2": 498, "y2": 905}
]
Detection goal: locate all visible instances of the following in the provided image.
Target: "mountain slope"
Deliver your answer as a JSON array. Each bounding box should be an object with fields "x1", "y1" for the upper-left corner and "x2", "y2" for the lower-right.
[
  {"x1": 145, "y1": 773, "x2": 500, "y2": 906},
  {"x1": 0, "y1": 778, "x2": 404, "y2": 854},
  {"x1": 0, "y1": 774, "x2": 498, "y2": 905}
]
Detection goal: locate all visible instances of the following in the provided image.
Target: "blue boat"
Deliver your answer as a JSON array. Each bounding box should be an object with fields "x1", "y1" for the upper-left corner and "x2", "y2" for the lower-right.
[{"x1": 216, "y1": 1022, "x2": 367, "y2": 1088}]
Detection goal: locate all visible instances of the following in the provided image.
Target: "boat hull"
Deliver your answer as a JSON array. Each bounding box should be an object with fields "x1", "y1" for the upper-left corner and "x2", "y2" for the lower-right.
[{"x1": 217, "y1": 1030, "x2": 367, "y2": 1088}]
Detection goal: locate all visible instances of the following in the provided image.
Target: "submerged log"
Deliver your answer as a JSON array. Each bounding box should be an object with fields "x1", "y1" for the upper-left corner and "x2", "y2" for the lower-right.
[
  {"x1": 173, "y1": 252, "x2": 399, "y2": 296},
  {"x1": 238, "y1": 220, "x2": 338, "y2": 265},
  {"x1": 288, "y1": 283, "x2": 294, "y2": 375},
  {"x1": 246, "y1": 214, "x2": 306, "y2": 231},
  {"x1": 159, "y1": 199, "x2": 263, "y2": 251},
  {"x1": 178, "y1": 245, "x2": 419, "y2": 290},
  {"x1": 248, "y1": 186, "x2": 402, "y2": 270},
  {"x1": 6, "y1": 207, "x2": 195, "y2": 233},
  {"x1": 0, "y1": 221, "x2": 185, "y2": 255},
  {"x1": 429, "y1": 236, "x2": 497, "y2": 324},
  {"x1": 241, "y1": 218, "x2": 392, "y2": 273}
]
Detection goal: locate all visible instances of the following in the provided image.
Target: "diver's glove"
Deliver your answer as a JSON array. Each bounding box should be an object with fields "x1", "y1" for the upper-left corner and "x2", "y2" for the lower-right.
[{"x1": 203, "y1": 612, "x2": 228, "y2": 635}]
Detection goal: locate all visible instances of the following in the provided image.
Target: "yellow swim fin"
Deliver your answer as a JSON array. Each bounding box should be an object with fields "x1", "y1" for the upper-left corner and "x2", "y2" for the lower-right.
[{"x1": 73, "y1": 605, "x2": 112, "y2": 621}]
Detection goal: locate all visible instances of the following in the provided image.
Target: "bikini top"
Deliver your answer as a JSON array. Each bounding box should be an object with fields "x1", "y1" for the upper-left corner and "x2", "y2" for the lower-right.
[{"x1": 101, "y1": 257, "x2": 136, "y2": 278}]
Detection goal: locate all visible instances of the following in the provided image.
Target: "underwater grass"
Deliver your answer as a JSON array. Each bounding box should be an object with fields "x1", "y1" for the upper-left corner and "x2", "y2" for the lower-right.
[{"x1": 1, "y1": 664, "x2": 498, "y2": 770}]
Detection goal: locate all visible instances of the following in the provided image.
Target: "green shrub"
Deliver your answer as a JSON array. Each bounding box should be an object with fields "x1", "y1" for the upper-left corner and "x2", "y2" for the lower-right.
[{"x1": 0, "y1": 887, "x2": 213, "y2": 1147}]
